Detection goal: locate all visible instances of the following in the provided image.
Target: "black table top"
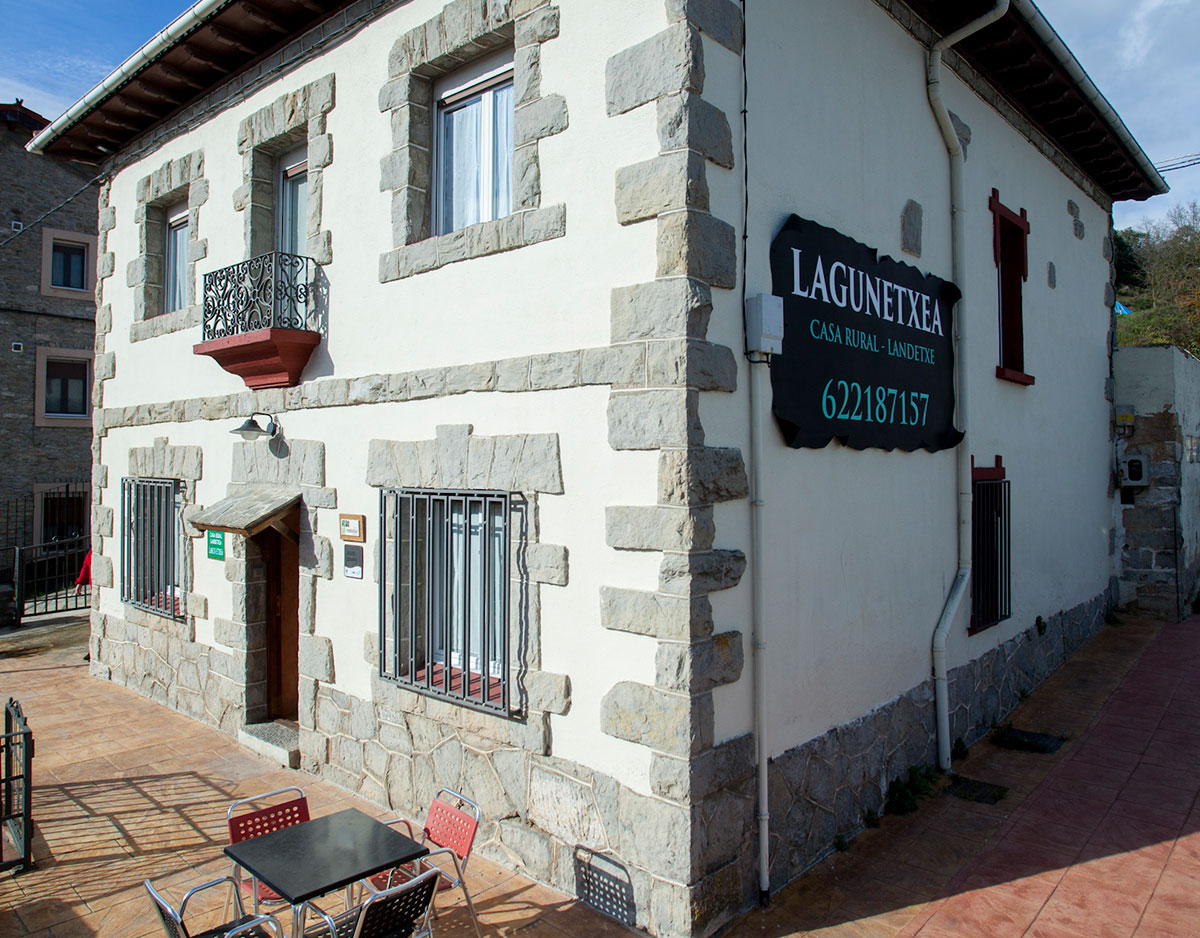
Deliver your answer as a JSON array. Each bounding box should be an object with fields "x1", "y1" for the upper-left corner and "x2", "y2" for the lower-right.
[{"x1": 224, "y1": 808, "x2": 428, "y2": 906}]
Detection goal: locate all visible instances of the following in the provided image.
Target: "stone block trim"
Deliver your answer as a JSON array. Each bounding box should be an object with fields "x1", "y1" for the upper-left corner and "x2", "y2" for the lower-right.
[
  {"x1": 234, "y1": 74, "x2": 336, "y2": 265},
  {"x1": 658, "y1": 447, "x2": 748, "y2": 506},
  {"x1": 601, "y1": 681, "x2": 713, "y2": 758},
  {"x1": 367, "y1": 424, "x2": 563, "y2": 495},
  {"x1": 658, "y1": 93, "x2": 734, "y2": 170},
  {"x1": 232, "y1": 438, "x2": 326, "y2": 486},
  {"x1": 128, "y1": 437, "x2": 203, "y2": 481},
  {"x1": 616, "y1": 152, "x2": 710, "y2": 225},
  {"x1": 666, "y1": 0, "x2": 744, "y2": 53},
  {"x1": 378, "y1": 205, "x2": 566, "y2": 281},
  {"x1": 365, "y1": 423, "x2": 566, "y2": 736},
  {"x1": 600, "y1": 588, "x2": 714, "y2": 642},
  {"x1": 606, "y1": 506, "x2": 715, "y2": 552},
  {"x1": 655, "y1": 631, "x2": 743, "y2": 693},
  {"x1": 127, "y1": 149, "x2": 208, "y2": 341},
  {"x1": 606, "y1": 23, "x2": 705, "y2": 117},
  {"x1": 378, "y1": 0, "x2": 567, "y2": 279},
  {"x1": 612, "y1": 279, "x2": 713, "y2": 343}
]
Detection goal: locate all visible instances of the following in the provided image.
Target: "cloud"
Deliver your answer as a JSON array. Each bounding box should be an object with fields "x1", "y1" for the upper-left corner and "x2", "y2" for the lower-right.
[{"x1": 1118, "y1": 0, "x2": 1190, "y2": 68}]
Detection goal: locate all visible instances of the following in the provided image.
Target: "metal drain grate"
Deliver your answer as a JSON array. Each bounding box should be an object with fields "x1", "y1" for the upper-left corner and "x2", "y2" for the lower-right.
[
  {"x1": 991, "y1": 726, "x2": 1066, "y2": 753},
  {"x1": 947, "y1": 776, "x2": 1009, "y2": 804}
]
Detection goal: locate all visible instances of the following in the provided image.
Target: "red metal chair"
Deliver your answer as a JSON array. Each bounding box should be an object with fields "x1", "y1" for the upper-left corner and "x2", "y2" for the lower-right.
[
  {"x1": 145, "y1": 876, "x2": 285, "y2": 938},
  {"x1": 226, "y1": 786, "x2": 310, "y2": 914},
  {"x1": 363, "y1": 788, "x2": 483, "y2": 938}
]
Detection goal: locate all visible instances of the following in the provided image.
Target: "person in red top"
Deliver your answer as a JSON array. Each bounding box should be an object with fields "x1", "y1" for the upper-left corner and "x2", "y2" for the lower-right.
[{"x1": 74, "y1": 550, "x2": 92, "y2": 595}]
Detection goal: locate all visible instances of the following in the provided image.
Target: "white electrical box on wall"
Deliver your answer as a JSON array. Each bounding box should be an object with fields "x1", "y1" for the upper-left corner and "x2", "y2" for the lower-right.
[
  {"x1": 746, "y1": 294, "x2": 785, "y2": 355},
  {"x1": 1120, "y1": 454, "x2": 1149, "y2": 487}
]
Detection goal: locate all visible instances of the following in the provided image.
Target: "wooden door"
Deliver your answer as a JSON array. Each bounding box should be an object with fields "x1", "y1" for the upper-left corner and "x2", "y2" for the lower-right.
[{"x1": 262, "y1": 509, "x2": 300, "y2": 721}]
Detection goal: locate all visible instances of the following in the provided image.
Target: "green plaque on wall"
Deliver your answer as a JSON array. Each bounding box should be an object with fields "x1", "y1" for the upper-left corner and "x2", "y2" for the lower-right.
[{"x1": 207, "y1": 530, "x2": 225, "y2": 560}]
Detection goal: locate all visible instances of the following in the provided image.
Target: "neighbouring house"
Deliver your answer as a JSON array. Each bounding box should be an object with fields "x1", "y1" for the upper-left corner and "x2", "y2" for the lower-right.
[
  {"x1": 28, "y1": 1, "x2": 1165, "y2": 935},
  {"x1": 1113, "y1": 344, "x2": 1200, "y2": 619},
  {"x1": 0, "y1": 100, "x2": 96, "y2": 620}
]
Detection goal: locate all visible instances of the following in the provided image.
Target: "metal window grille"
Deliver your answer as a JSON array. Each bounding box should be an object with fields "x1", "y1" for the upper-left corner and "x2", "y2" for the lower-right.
[
  {"x1": 121, "y1": 478, "x2": 185, "y2": 619},
  {"x1": 971, "y1": 479, "x2": 1011, "y2": 630},
  {"x1": 380, "y1": 489, "x2": 510, "y2": 713}
]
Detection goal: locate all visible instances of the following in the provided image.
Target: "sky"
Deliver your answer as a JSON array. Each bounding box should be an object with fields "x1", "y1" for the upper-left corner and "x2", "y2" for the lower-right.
[{"x1": 1, "y1": 0, "x2": 1196, "y2": 231}]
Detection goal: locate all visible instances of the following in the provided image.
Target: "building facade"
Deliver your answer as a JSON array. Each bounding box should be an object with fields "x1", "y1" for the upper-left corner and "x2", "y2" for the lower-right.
[
  {"x1": 1113, "y1": 344, "x2": 1200, "y2": 619},
  {"x1": 30, "y1": 1, "x2": 1163, "y2": 935},
  {"x1": 0, "y1": 101, "x2": 96, "y2": 606}
]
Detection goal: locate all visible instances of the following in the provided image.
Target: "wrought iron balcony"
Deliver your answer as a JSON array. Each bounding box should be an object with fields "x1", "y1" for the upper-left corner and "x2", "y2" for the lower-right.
[
  {"x1": 201, "y1": 251, "x2": 315, "y2": 341},
  {"x1": 195, "y1": 252, "x2": 322, "y2": 389}
]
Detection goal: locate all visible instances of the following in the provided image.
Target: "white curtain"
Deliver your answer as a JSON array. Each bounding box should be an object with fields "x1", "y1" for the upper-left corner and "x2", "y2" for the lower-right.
[
  {"x1": 165, "y1": 221, "x2": 188, "y2": 312},
  {"x1": 442, "y1": 101, "x2": 483, "y2": 231},
  {"x1": 492, "y1": 83, "x2": 513, "y2": 220}
]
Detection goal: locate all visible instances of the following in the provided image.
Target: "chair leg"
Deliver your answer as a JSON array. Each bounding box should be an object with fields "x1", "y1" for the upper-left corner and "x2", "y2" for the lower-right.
[{"x1": 459, "y1": 881, "x2": 483, "y2": 938}]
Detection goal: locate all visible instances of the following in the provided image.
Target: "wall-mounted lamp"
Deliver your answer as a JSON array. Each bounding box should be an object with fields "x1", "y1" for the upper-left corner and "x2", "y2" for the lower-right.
[{"x1": 231, "y1": 412, "x2": 279, "y2": 441}]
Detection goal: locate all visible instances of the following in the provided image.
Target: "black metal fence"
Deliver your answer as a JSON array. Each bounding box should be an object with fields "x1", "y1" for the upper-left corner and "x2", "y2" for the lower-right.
[
  {"x1": 12, "y1": 534, "x2": 91, "y2": 626},
  {"x1": 971, "y1": 479, "x2": 1011, "y2": 631},
  {"x1": 0, "y1": 481, "x2": 89, "y2": 587},
  {"x1": 1, "y1": 698, "x2": 34, "y2": 873},
  {"x1": 202, "y1": 251, "x2": 316, "y2": 341}
]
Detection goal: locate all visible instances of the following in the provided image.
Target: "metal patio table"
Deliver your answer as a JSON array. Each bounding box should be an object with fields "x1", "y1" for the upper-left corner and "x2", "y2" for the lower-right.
[{"x1": 224, "y1": 807, "x2": 429, "y2": 937}]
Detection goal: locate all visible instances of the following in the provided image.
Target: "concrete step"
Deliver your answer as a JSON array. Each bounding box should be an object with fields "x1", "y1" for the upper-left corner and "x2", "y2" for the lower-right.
[{"x1": 239, "y1": 721, "x2": 300, "y2": 769}]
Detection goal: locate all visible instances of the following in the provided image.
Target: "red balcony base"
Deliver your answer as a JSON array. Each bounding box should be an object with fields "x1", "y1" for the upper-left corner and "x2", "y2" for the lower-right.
[{"x1": 194, "y1": 328, "x2": 320, "y2": 389}]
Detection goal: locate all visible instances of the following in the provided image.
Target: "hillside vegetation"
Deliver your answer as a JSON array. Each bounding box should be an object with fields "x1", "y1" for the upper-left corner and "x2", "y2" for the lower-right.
[{"x1": 1115, "y1": 201, "x2": 1200, "y2": 354}]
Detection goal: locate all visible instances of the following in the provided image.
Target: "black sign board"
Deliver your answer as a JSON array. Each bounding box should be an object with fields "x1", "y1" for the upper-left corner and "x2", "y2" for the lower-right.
[{"x1": 769, "y1": 214, "x2": 963, "y2": 452}]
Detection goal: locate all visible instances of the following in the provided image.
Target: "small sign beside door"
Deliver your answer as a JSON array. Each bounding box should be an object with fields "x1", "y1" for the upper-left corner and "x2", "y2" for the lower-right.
[
  {"x1": 344, "y1": 544, "x2": 363, "y2": 579},
  {"x1": 207, "y1": 530, "x2": 225, "y2": 560}
]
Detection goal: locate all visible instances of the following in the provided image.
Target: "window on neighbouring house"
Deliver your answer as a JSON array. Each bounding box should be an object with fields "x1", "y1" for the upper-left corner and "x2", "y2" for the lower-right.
[
  {"x1": 164, "y1": 202, "x2": 189, "y2": 313},
  {"x1": 34, "y1": 347, "x2": 92, "y2": 427},
  {"x1": 277, "y1": 144, "x2": 308, "y2": 256},
  {"x1": 50, "y1": 241, "x2": 87, "y2": 290},
  {"x1": 121, "y1": 477, "x2": 186, "y2": 619},
  {"x1": 971, "y1": 469, "x2": 1011, "y2": 632},
  {"x1": 380, "y1": 488, "x2": 510, "y2": 712},
  {"x1": 44, "y1": 358, "x2": 89, "y2": 417},
  {"x1": 989, "y1": 189, "x2": 1032, "y2": 383},
  {"x1": 434, "y1": 51, "x2": 514, "y2": 235}
]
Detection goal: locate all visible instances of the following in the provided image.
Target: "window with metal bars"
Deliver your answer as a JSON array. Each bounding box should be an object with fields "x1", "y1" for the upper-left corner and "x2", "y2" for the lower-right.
[
  {"x1": 971, "y1": 478, "x2": 1011, "y2": 632},
  {"x1": 380, "y1": 489, "x2": 510, "y2": 712},
  {"x1": 121, "y1": 478, "x2": 186, "y2": 620}
]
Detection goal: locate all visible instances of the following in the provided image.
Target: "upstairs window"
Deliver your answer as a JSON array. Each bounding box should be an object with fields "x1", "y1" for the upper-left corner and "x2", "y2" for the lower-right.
[
  {"x1": 435, "y1": 52, "x2": 514, "y2": 235},
  {"x1": 989, "y1": 189, "x2": 1033, "y2": 385},
  {"x1": 121, "y1": 477, "x2": 186, "y2": 620},
  {"x1": 380, "y1": 489, "x2": 510, "y2": 712},
  {"x1": 44, "y1": 358, "x2": 88, "y2": 417},
  {"x1": 40, "y1": 227, "x2": 97, "y2": 300},
  {"x1": 50, "y1": 241, "x2": 87, "y2": 290},
  {"x1": 34, "y1": 346, "x2": 91, "y2": 427},
  {"x1": 164, "y1": 202, "x2": 189, "y2": 314},
  {"x1": 277, "y1": 144, "x2": 308, "y2": 256}
]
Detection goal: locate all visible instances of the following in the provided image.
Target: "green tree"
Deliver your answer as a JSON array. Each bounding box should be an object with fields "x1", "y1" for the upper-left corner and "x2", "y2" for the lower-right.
[{"x1": 1116, "y1": 201, "x2": 1200, "y2": 354}]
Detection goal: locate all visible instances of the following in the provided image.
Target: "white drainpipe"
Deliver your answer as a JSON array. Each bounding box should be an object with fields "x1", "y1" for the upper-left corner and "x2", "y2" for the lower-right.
[
  {"x1": 926, "y1": 0, "x2": 1010, "y2": 773},
  {"x1": 747, "y1": 351, "x2": 771, "y2": 905}
]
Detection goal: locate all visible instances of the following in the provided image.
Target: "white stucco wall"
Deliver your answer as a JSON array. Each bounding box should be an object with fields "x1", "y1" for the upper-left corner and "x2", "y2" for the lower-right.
[
  {"x1": 96, "y1": 0, "x2": 676, "y2": 796},
  {"x1": 703, "y1": 0, "x2": 1117, "y2": 753}
]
